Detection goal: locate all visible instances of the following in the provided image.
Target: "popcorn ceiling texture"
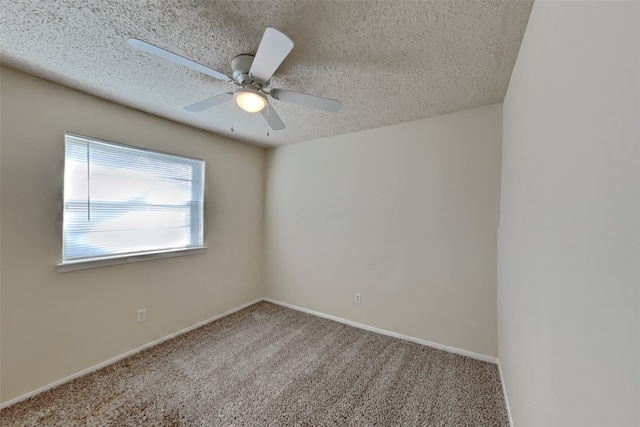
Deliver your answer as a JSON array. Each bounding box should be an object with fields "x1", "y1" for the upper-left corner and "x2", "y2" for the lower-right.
[
  {"x1": 0, "y1": 0, "x2": 532, "y2": 147},
  {"x1": 0, "y1": 302, "x2": 509, "y2": 426}
]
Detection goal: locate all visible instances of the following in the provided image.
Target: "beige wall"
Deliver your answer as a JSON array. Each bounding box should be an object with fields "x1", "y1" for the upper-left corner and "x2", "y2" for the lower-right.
[
  {"x1": 499, "y1": 2, "x2": 640, "y2": 426},
  {"x1": 264, "y1": 104, "x2": 502, "y2": 358},
  {"x1": 0, "y1": 67, "x2": 265, "y2": 403}
]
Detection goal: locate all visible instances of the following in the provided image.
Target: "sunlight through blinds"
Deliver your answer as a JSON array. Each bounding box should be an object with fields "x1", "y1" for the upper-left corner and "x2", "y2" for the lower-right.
[{"x1": 62, "y1": 133, "x2": 205, "y2": 264}]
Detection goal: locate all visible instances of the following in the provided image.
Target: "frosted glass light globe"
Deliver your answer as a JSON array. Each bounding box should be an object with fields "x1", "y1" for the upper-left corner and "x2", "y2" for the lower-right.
[{"x1": 234, "y1": 89, "x2": 267, "y2": 113}]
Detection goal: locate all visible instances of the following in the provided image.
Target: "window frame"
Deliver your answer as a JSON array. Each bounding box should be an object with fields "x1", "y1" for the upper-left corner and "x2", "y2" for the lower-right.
[{"x1": 58, "y1": 133, "x2": 206, "y2": 272}]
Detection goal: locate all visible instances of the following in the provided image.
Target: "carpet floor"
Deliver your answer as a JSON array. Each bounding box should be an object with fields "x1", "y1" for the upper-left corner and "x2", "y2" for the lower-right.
[{"x1": 1, "y1": 302, "x2": 509, "y2": 426}]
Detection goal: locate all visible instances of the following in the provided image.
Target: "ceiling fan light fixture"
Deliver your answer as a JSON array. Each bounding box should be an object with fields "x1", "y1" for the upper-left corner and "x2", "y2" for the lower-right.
[{"x1": 234, "y1": 87, "x2": 267, "y2": 113}]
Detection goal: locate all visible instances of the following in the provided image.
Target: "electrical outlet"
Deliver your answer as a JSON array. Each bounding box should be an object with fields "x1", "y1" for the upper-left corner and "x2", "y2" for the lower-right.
[
  {"x1": 137, "y1": 308, "x2": 146, "y2": 322},
  {"x1": 354, "y1": 293, "x2": 361, "y2": 304}
]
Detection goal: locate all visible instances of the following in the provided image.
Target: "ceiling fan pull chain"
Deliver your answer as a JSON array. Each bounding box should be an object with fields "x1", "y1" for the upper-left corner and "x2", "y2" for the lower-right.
[
  {"x1": 231, "y1": 108, "x2": 235, "y2": 132},
  {"x1": 266, "y1": 106, "x2": 270, "y2": 136}
]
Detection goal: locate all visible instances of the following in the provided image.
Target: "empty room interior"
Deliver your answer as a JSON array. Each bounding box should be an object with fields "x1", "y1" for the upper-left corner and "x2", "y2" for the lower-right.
[{"x1": 1, "y1": 1, "x2": 638, "y2": 426}]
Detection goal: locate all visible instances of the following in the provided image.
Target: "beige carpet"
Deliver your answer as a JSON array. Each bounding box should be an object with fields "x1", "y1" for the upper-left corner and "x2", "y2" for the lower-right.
[{"x1": 1, "y1": 302, "x2": 509, "y2": 426}]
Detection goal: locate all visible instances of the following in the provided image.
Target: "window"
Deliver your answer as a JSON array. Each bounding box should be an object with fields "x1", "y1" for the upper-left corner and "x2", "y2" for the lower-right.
[{"x1": 61, "y1": 133, "x2": 205, "y2": 267}]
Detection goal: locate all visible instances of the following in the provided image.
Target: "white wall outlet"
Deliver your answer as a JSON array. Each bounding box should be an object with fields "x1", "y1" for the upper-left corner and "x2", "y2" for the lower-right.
[
  {"x1": 355, "y1": 293, "x2": 361, "y2": 304},
  {"x1": 137, "y1": 308, "x2": 146, "y2": 322}
]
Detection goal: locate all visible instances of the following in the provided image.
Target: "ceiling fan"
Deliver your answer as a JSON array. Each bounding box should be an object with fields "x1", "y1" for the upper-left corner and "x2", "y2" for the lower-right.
[{"x1": 128, "y1": 28, "x2": 342, "y2": 131}]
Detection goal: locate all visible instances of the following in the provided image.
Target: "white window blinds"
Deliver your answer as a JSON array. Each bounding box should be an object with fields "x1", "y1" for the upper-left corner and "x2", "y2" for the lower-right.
[{"x1": 62, "y1": 133, "x2": 205, "y2": 264}]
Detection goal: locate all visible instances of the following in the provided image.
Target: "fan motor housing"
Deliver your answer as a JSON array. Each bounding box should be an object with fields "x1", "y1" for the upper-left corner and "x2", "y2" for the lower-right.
[{"x1": 232, "y1": 54, "x2": 262, "y2": 86}]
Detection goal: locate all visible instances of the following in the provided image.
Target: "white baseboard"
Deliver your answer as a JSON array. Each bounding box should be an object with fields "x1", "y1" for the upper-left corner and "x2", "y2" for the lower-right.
[
  {"x1": 0, "y1": 298, "x2": 262, "y2": 410},
  {"x1": 498, "y1": 359, "x2": 514, "y2": 427},
  {"x1": 262, "y1": 298, "x2": 498, "y2": 364},
  {"x1": 2, "y1": 297, "x2": 500, "y2": 410}
]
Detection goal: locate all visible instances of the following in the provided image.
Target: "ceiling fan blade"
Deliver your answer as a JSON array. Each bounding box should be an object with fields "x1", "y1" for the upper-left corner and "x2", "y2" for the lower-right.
[
  {"x1": 260, "y1": 104, "x2": 286, "y2": 130},
  {"x1": 184, "y1": 92, "x2": 233, "y2": 112},
  {"x1": 128, "y1": 38, "x2": 231, "y2": 82},
  {"x1": 270, "y1": 89, "x2": 342, "y2": 112},
  {"x1": 249, "y1": 28, "x2": 294, "y2": 83}
]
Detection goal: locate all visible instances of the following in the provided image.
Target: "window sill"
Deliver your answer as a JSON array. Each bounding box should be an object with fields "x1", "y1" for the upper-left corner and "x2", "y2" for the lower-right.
[{"x1": 57, "y1": 247, "x2": 207, "y2": 273}]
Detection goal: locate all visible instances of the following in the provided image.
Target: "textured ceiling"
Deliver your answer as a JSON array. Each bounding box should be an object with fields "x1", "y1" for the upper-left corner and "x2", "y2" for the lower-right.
[{"x1": 1, "y1": 0, "x2": 533, "y2": 147}]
